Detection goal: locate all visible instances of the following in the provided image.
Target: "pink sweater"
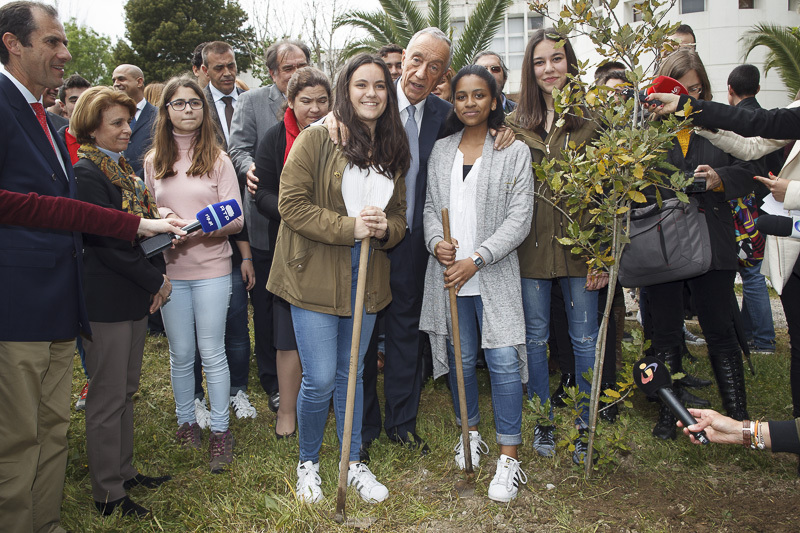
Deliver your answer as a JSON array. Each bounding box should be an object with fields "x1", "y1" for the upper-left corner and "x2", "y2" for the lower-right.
[{"x1": 144, "y1": 132, "x2": 243, "y2": 280}]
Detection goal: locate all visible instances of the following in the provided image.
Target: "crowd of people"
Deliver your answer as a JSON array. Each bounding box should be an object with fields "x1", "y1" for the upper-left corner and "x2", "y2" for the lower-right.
[{"x1": 2, "y1": 0, "x2": 799, "y2": 530}]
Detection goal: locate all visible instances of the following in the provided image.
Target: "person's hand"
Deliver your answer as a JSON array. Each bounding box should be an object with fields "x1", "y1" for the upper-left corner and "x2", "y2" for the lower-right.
[
  {"x1": 677, "y1": 408, "x2": 742, "y2": 445},
  {"x1": 354, "y1": 215, "x2": 373, "y2": 240},
  {"x1": 360, "y1": 206, "x2": 388, "y2": 240},
  {"x1": 645, "y1": 92, "x2": 681, "y2": 116},
  {"x1": 325, "y1": 112, "x2": 350, "y2": 146},
  {"x1": 444, "y1": 256, "x2": 479, "y2": 294},
  {"x1": 246, "y1": 163, "x2": 258, "y2": 196},
  {"x1": 137, "y1": 218, "x2": 189, "y2": 238},
  {"x1": 585, "y1": 270, "x2": 609, "y2": 291},
  {"x1": 694, "y1": 165, "x2": 721, "y2": 191},
  {"x1": 490, "y1": 126, "x2": 515, "y2": 150},
  {"x1": 434, "y1": 239, "x2": 457, "y2": 266},
  {"x1": 150, "y1": 275, "x2": 172, "y2": 314},
  {"x1": 241, "y1": 259, "x2": 256, "y2": 290},
  {"x1": 755, "y1": 174, "x2": 790, "y2": 202}
]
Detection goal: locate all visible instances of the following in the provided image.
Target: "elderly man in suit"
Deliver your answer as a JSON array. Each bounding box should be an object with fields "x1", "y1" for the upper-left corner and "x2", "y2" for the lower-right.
[
  {"x1": 0, "y1": 2, "x2": 88, "y2": 531},
  {"x1": 473, "y1": 51, "x2": 516, "y2": 114},
  {"x1": 111, "y1": 63, "x2": 155, "y2": 178},
  {"x1": 228, "y1": 39, "x2": 310, "y2": 412}
]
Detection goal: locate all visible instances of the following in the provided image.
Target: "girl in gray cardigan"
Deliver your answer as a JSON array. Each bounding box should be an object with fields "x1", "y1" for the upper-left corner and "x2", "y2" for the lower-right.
[{"x1": 419, "y1": 65, "x2": 533, "y2": 503}]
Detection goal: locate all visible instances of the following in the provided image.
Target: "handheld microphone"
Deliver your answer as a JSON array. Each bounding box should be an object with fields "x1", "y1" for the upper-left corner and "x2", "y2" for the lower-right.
[
  {"x1": 756, "y1": 214, "x2": 800, "y2": 239},
  {"x1": 633, "y1": 356, "x2": 710, "y2": 445},
  {"x1": 139, "y1": 199, "x2": 242, "y2": 258},
  {"x1": 647, "y1": 75, "x2": 688, "y2": 97}
]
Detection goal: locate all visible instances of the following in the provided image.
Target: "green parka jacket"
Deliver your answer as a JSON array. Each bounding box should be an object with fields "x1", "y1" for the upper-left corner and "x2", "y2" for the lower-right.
[
  {"x1": 266, "y1": 126, "x2": 407, "y2": 316},
  {"x1": 506, "y1": 113, "x2": 599, "y2": 279}
]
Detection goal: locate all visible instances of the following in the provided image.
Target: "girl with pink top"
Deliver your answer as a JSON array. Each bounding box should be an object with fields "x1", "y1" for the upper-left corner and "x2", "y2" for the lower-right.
[{"x1": 144, "y1": 77, "x2": 243, "y2": 473}]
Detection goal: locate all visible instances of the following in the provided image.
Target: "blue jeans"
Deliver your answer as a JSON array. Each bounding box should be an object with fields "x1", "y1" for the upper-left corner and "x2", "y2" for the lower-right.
[
  {"x1": 162, "y1": 274, "x2": 232, "y2": 433},
  {"x1": 522, "y1": 277, "x2": 599, "y2": 425},
  {"x1": 447, "y1": 295, "x2": 522, "y2": 446},
  {"x1": 194, "y1": 271, "x2": 251, "y2": 397},
  {"x1": 291, "y1": 243, "x2": 377, "y2": 463},
  {"x1": 739, "y1": 262, "x2": 775, "y2": 349}
]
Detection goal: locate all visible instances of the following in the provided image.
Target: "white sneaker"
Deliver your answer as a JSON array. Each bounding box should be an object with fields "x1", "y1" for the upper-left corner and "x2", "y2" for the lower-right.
[
  {"x1": 487, "y1": 455, "x2": 527, "y2": 503},
  {"x1": 296, "y1": 461, "x2": 323, "y2": 503},
  {"x1": 453, "y1": 430, "x2": 489, "y2": 470},
  {"x1": 683, "y1": 324, "x2": 706, "y2": 345},
  {"x1": 347, "y1": 462, "x2": 389, "y2": 503},
  {"x1": 230, "y1": 390, "x2": 257, "y2": 419},
  {"x1": 194, "y1": 398, "x2": 211, "y2": 430}
]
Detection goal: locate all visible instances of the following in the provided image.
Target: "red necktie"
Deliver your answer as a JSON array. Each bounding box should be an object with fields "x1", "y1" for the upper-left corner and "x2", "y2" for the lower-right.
[{"x1": 31, "y1": 102, "x2": 56, "y2": 152}]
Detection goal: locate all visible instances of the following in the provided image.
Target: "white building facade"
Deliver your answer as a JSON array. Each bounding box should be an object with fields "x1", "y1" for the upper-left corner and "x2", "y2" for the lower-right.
[{"x1": 431, "y1": 0, "x2": 800, "y2": 108}]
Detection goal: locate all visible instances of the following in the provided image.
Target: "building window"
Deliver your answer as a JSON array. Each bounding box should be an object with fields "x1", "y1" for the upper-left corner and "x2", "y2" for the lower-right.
[
  {"x1": 632, "y1": 5, "x2": 643, "y2": 20},
  {"x1": 791, "y1": 0, "x2": 799, "y2": 11},
  {"x1": 681, "y1": 0, "x2": 704, "y2": 12},
  {"x1": 739, "y1": 0, "x2": 754, "y2": 7},
  {"x1": 528, "y1": 15, "x2": 543, "y2": 30}
]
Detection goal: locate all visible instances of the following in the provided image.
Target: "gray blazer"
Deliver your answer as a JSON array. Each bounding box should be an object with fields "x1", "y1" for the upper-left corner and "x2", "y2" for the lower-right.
[
  {"x1": 419, "y1": 130, "x2": 533, "y2": 381},
  {"x1": 228, "y1": 83, "x2": 284, "y2": 250}
]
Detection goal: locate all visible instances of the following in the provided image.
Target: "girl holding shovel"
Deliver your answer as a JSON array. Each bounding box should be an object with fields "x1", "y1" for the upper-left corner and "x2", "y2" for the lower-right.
[{"x1": 420, "y1": 64, "x2": 533, "y2": 502}]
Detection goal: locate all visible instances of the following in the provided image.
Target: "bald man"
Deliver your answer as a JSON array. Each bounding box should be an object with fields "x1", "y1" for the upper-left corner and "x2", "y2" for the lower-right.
[{"x1": 111, "y1": 64, "x2": 155, "y2": 177}]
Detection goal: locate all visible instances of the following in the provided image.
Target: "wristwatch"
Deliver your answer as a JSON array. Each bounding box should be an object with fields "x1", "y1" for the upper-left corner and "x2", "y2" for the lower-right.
[{"x1": 471, "y1": 253, "x2": 485, "y2": 270}]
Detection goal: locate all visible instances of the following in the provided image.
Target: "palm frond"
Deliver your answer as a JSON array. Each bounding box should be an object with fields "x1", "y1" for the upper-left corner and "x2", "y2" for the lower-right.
[
  {"x1": 450, "y1": 0, "x2": 512, "y2": 70},
  {"x1": 339, "y1": 39, "x2": 386, "y2": 60},
  {"x1": 427, "y1": 0, "x2": 451, "y2": 33},
  {"x1": 379, "y1": 0, "x2": 427, "y2": 45},
  {"x1": 741, "y1": 23, "x2": 800, "y2": 98},
  {"x1": 334, "y1": 11, "x2": 398, "y2": 44}
]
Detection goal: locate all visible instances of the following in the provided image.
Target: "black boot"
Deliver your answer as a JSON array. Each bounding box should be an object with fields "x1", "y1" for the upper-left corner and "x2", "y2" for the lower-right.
[
  {"x1": 679, "y1": 373, "x2": 712, "y2": 389},
  {"x1": 710, "y1": 350, "x2": 749, "y2": 421},
  {"x1": 652, "y1": 402, "x2": 677, "y2": 440},
  {"x1": 651, "y1": 348, "x2": 685, "y2": 439},
  {"x1": 551, "y1": 373, "x2": 574, "y2": 408},
  {"x1": 598, "y1": 382, "x2": 618, "y2": 423}
]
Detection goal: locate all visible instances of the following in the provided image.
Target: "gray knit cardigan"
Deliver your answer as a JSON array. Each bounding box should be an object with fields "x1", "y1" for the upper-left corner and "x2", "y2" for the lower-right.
[{"x1": 419, "y1": 129, "x2": 533, "y2": 381}]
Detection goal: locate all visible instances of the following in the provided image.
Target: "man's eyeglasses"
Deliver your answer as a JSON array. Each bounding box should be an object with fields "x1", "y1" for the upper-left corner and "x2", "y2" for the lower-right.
[
  {"x1": 486, "y1": 66, "x2": 503, "y2": 74},
  {"x1": 166, "y1": 99, "x2": 204, "y2": 111}
]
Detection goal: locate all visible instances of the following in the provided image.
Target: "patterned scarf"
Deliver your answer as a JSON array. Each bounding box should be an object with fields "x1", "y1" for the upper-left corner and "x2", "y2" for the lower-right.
[{"x1": 77, "y1": 144, "x2": 160, "y2": 219}]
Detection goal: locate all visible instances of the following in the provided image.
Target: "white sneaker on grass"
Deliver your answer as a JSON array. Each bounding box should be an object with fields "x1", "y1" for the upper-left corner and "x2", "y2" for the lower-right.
[
  {"x1": 230, "y1": 390, "x2": 257, "y2": 419},
  {"x1": 296, "y1": 461, "x2": 323, "y2": 503},
  {"x1": 194, "y1": 398, "x2": 211, "y2": 430},
  {"x1": 487, "y1": 454, "x2": 527, "y2": 503},
  {"x1": 454, "y1": 430, "x2": 489, "y2": 470},
  {"x1": 347, "y1": 462, "x2": 389, "y2": 503}
]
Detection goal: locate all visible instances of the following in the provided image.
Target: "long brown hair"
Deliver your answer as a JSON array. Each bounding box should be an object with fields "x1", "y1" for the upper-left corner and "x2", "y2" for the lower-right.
[
  {"x1": 657, "y1": 48, "x2": 712, "y2": 101},
  {"x1": 147, "y1": 76, "x2": 222, "y2": 180},
  {"x1": 333, "y1": 54, "x2": 410, "y2": 178},
  {"x1": 516, "y1": 29, "x2": 584, "y2": 133}
]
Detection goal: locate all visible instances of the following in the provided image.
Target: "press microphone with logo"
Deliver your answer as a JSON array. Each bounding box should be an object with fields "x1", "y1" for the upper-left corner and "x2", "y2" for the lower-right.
[
  {"x1": 139, "y1": 199, "x2": 242, "y2": 258},
  {"x1": 633, "y1": 356, "x2": 710, "y2": 445},
  {"x1": 756, "y1": 214, "x2": 800, "y2": 240}
]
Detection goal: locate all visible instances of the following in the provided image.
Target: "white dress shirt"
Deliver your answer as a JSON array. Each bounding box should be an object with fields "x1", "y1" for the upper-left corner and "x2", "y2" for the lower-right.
[
  {"x1": 397, "y1": 82, "x2": 425, "y2": 136},
  {"x1": 449, "y1": 149, "x2": 481, "y2": 296},
  {"x1": 208, "y1": 83, "x2": 238, "y2": 142}
]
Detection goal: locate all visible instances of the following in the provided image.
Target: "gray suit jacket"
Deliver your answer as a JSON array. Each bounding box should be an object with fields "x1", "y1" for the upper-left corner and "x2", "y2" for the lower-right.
[
  {"x1": 204, "y1": 85, "x2": 243, "y2": 151},
  {"x1": 124, "y1": 101, "x2": 156, "y2": 178},
  {"x1": 228, "y1": 83, "x2": 284, "y2": 250}
]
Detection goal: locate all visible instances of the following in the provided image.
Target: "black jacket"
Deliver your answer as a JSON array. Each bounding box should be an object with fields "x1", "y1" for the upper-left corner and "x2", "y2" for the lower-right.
[
  {"x1": 661, "y1": 133, "x2": 762, "y2": 271},
  {"x1": 679, "y1": 94, "x2": 800, "y2": 140},
  {"x1": 74, "y1": 158, "x2": 164, "y2": 322},
  {"x1": 253, "y1": 120, "x2": 287, "y2": 251},
  {"x1": 736, "y1": 97, "x2": 786, "y2": 178}
]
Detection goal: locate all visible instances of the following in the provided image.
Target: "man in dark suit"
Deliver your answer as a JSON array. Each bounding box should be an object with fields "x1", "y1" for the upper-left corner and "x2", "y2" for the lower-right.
[
  {"x1": 360, "y1": 28, "x2": 454, "y2": 455},
  {"x1": 111, "y1": 63, "x2": 155, "y2": 178},
  {"x1": 0, "y1": 2, "x2": 88, "y2": 531},
  {"x1": 228, "y1": 39, "x2": 310, "y2": 412},
  {"x1": 202, "y1": 41, "x2": 242, "y2": 150}
]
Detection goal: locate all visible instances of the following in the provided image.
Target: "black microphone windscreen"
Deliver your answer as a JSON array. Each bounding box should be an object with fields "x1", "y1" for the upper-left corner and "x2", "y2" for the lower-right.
[
  {"x1": 756, "y1": 214, "x2": 794, "y2": 237},
  {"x1": 633, "y1": 356, "x2": 672, "y2": 397}
]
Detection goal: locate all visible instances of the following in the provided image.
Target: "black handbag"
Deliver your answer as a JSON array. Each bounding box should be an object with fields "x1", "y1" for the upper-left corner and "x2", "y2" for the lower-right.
[{"x1": 618, "y1": 197, "x2": 712, "y2": 287}]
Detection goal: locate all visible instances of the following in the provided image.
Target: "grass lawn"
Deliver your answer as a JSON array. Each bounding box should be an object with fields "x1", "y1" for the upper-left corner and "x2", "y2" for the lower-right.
[{"x1": 61, "y1": 317, "x2": 800, "y2": 532}]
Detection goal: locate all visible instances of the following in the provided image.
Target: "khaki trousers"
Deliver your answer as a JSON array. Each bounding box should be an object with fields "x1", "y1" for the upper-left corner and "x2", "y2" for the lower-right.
[
  {"x1": 84, "y1": 318, "x2": 147, "y2": 503},
  {"x1": 0, "y1": 339, "x2": 74, "y2": 533}
]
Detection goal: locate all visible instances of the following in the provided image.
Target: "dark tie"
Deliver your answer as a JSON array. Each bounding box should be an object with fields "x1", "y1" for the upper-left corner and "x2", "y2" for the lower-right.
[
  {"x1": 222, "y1": 96, "x2": 234, "y2": 131},
  {"x1": 30, "y1": 103, "x2": 55, "y2": 152},
  {"x1": 404, "y1": 105, "x2": 420, "y2": 231},
  {"x1": 130, "y1": 114, "x2": 137, "y2": 131}
]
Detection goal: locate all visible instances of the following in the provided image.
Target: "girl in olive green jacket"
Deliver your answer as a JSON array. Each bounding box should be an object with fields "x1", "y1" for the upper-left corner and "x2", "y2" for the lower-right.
[{"x1": 267, "y1": 54, "x2": 409, "y2": 506}]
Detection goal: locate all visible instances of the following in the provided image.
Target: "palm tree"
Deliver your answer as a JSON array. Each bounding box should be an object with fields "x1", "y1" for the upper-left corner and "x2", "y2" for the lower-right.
[
  {"x1": 334, "y1": 0, "x2": 512, "y2": 71},
  {"x1": 741, "y1": 23, "x2": 800, "y2": 99}
]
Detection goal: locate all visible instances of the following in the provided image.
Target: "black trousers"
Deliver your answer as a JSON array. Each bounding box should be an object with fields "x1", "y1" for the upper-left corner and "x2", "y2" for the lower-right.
[
  {"x1": 646, "y1": 270, "x2": 739, "y2": 354},
  {"x1": 780, "y1": 271, "x2": 800, "y2": 418},
  {"x1": 362, "y1": 230, "x2": 425, "y2": 443},
  {"x1": 252, "y1": 246, "x2": 277, "y2": 395}
]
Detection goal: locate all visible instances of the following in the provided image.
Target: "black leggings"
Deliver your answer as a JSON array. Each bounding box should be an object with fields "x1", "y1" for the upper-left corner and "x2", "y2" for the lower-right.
[
  {"x1": 646, "y1": 270, "x2": 739, "y2": 354},
  {"x1": 780, "y1": 272, "x2": 800, "y2": 418}
]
